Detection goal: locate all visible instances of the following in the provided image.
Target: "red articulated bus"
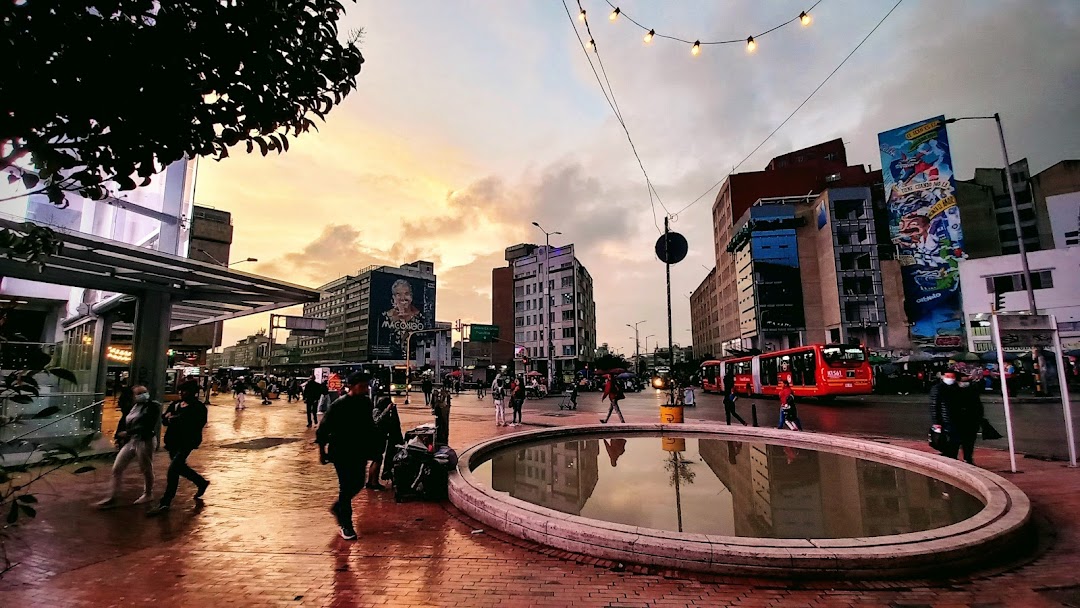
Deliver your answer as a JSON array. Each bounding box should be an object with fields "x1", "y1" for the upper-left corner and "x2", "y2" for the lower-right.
[{"x1": 699, "y1": 344, "x2": 873, "y2": 400}]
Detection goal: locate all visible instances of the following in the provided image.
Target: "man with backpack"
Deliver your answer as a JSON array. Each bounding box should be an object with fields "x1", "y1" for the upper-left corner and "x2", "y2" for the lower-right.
[{"x1": 600, "y1": 374, "x2": 625, "y2": 423}]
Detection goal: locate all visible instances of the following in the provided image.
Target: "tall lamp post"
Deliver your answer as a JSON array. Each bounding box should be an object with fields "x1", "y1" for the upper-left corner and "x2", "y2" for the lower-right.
[
  {"x1": 644, "y1": 334, "x2": 656, "y2": 371},
  {"x1": 532, "y1": 222, "x2": 561, "y2": 390},
  {"x1": 946, "y1": 113, "x2": 1042, "y2": 394},
  {"x1": 627, "y1": 321, "x2": 645, "y2": 375}
]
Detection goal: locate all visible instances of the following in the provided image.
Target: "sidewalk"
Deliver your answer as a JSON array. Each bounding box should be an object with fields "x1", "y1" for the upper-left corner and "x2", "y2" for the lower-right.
[{"x1": 0, "y1": 394, "x2": 1078, "y2": 607}]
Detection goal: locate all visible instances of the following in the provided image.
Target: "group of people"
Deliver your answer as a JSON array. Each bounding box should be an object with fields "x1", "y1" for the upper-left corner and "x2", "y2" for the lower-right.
[
  {"x1": 95, "y1": 382, "x2": 210, "y2": 515},
  {"x1": 490, "y1": 374, "x2": 527, "y2": 427}
]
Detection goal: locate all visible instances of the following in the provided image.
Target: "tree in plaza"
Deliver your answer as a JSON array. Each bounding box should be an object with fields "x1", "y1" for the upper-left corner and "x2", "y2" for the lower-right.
[
  {"x1": 593, "y1": 353, "x2": 632, "y2": 373},
  {"x1": 1, "y1": 0, "x2": 365, "y2": 254}
]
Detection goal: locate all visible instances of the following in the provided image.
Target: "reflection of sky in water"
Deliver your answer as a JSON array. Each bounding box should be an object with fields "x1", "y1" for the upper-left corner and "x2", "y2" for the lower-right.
[{"x1": 472, "y1": 436, "x2": 984, "y2": 539}]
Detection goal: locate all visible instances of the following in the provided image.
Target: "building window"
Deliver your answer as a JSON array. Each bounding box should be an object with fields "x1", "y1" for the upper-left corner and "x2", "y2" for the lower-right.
[
  {"x1": 563, "y1": 345, "x2": 575, "y2": 356},
  {"x1": 562, "y1": 310, "x2": 574, "y2": 321},
  {"x1": 561, "y1": 276, "x2": 573, "y2": 288},
  {"x1": 986, "y1": 270, "x2": 1053, "y2": 293},
  {"x1": 562, "y1": 293, "x2": 573, "y2": 305},
  {"x1": 562, "y1": 327, "x2": 574, "y2": 338}
]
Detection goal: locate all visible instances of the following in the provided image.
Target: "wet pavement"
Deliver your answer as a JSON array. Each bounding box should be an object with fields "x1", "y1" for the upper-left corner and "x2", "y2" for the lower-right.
[{"x1": 0, "y1": 391, "x2": 1078, "y2": 607}]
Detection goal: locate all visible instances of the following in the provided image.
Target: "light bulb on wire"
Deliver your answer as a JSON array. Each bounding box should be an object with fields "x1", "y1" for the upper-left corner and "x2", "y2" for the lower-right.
[
  {"x1": 691, "y1": 40, "x2": 701, "y2": 56},
  {"x1": 799, "y1": 11, "x2": 812, "y2": 26},
  {"x1": 746, "y1": 36, "x2": 756, "y2": 52},
  {"x1": 578, "y1": 8, "x2": 586, "y2": 21},
  {"x1": 643, "y1": 29, "x2": 655, "y2": 43},
  {"x1": 587, "y1": 38, "x2": 596, "y2": 51},
  {"x1": 609, "y1": 7, "x2": 620, "y2": 21}
]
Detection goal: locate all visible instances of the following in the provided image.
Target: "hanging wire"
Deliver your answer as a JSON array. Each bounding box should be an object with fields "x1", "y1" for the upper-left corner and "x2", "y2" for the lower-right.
[
  {"x1": 602, "y1": 0, "x2": 823, "y2": 46},
  {"x1": 562, "y1": 0, "x2": 666, "y2": 232},
  {"x1": 670, "y1": 0, "x2": 906, "y2": 218}
]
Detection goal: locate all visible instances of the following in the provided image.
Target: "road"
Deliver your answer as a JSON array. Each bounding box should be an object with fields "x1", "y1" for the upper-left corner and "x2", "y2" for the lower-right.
[{"x1": 515, "y1": 387, "x2": 1080, "y2": 462}]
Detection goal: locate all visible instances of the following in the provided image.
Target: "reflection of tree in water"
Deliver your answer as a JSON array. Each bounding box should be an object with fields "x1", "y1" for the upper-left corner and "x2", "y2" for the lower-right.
[{"x1": 665, "y1": 453, "x2": 696, "y2": 487}]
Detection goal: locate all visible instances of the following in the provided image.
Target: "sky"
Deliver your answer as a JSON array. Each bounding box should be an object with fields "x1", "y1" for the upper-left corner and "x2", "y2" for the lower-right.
[{"x1": 197, "y1": 0, "x2": 1080, "y2": 359}]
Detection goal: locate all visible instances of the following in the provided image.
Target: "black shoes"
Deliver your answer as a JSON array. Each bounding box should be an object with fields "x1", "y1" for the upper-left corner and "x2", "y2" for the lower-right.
[{"x1": 195, "y1": 480, "x2": 210, "y2": 499}]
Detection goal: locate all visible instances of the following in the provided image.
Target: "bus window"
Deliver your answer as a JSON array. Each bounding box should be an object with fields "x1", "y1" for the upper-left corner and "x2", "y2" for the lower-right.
[
  {"x1": 760, "y1": 356, "x2": 778, "y2": 387},
  {"x1": 822, "y1": 345, "x2": 867, "y2": 365},
  {"x1": 800, "y1": 351, "x2": 816, "y2": 385}
]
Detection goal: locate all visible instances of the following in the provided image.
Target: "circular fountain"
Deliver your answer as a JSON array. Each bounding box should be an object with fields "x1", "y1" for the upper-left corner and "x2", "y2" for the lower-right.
[{"x1": 449, "y1": 424, "x2": 1031, "y2": 579}]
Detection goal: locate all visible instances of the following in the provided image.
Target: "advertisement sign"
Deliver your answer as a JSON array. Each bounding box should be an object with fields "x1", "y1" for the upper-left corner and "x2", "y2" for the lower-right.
[
  {"x1": 878, "y1": 116, "x2": 966, "y2": 350},
  {"x1": 368, "y1": 270, "x2": 436, "y2": 360}
]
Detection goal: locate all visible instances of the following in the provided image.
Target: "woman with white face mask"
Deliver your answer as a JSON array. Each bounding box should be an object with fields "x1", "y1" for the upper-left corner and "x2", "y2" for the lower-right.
[{"x1": 95, "y1": 385, "x2": 160, "y2": 507}]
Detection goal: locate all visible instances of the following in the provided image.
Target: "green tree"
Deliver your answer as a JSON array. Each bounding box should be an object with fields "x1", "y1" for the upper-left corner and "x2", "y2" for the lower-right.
[
  {"x1": 1, "y1": 0, "x2": 365, "y2": 252},
  {"x1": 593, "y1": 353, "x2": 631, "y2": 372}
]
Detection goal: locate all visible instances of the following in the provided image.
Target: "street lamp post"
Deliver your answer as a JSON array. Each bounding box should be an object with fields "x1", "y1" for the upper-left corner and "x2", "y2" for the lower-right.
[
  {"x1": 532, "y1": 222, "x2": 562, "y2": 390},
  {"x1": 946, "y1": 113, "x2": 1043, "y2": 394},
  {"x1": 627, "y1": 321, "x2": 645, "y2": 375},
  {"x1": 644, "y1": 334, "x2": 656, "y2": 370}
]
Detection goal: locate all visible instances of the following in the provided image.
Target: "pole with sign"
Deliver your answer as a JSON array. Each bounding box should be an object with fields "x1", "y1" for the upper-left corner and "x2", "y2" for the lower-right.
[{"x1": 990, "y1": 313, "x2": 1019, "y2": 473}]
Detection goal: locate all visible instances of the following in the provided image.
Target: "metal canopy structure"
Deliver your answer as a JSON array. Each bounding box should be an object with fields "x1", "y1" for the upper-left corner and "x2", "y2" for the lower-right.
[{"x1": 0, "y1": 218, "x2": 320, "y2": 329}]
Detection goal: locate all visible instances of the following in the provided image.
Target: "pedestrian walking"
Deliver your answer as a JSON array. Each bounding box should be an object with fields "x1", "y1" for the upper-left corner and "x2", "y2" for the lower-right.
[
  {"x1": 510, "y1": 375, "x2": 526, "y2": 427},
  {"x1": 422, "y1": 376, "x2": 434, "y2": 405},
  {"x1": 316, "y1": 372, "x2": 378, "y2": 540},
  {"x1": 302, "y1": 375, "x2": 327, "y2": 428},
  {"x1": 257, "y1": 376, "x2": 270, "y2": 405},
  {"x1": 600, "y1": 374, "x2": 625, "y2": 423},
  {"x1": 723, "y1": 371, "x2": 747, "y2": 426},
  {"x1": 233, "y1": 377, "x2": 247, "y2": 410},
  {"x1": 683, "y1": 384, "x2": 695, "y2": 407},
  {"x1": 492, "y1": 375, "x2": 507, "y2": 426},
  {"x1": 568, "y1": 382, "x2": 579, "y2": 410},
  {"x1": 148, "y1": 386, "x2": 209, "y2": 515},
  {"x1": 777, "y1": 379, "x2": 802, "y2": 430},
  {"x1": 476, "y1": 379, "x2": 486, "y2": 399},
  {"x1": 930, "y1": 368, "x2": 983, "y2": 464},
  {"x1": 94, "y1": 384, "x2": 160, "y2": 508}
]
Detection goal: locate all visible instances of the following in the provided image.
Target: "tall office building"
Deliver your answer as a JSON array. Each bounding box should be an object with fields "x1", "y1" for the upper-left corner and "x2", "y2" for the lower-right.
[
  {"x1": 491, "y1": 243, "x2": 596, "y2": 378},
  {"x1": 174, "y1": 205, "x2": 233, "y2": 362},
  {"x1": 299, "y1": 261, "x2": 436, "y2": 364},
  {"x1": 710, "y1": 140, "x2": 883, "y2": 355},
  {"x1": 958, "y1": 158, "x2": 1052, "y2": 255},
  {"x1": 689, "y1": 267, "x2": 719, "y2": 359}
]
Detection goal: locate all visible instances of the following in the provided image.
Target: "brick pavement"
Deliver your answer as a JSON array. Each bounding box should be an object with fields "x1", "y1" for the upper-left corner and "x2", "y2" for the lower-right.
[{"x1": 0, "y1": 393, "x2": 1077, "y2": 607}]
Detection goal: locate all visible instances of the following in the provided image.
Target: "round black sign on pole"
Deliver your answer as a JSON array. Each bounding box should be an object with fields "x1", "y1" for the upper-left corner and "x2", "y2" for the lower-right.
[{"x1": 655, "y1": 231, "x2": 688, "y2": 265}]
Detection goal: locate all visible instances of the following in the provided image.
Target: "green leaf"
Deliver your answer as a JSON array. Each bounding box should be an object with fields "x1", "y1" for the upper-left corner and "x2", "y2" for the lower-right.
[
  {"x1": 32, "y1": 405, "x2": 60, "y2": 418},
  {"x1": 22, "y1": 173, "x2": 40, "y2": 189},
  {"x1": 18, "y1": 504, "x2": 37, "y2": 518},
  {"x1": 7, "y1": 501, "x2": 18, "y2": 524},
  {"x1": 16, "y1": 495, "x2": 38, "y2": 503},
  {"x1": 73, "y1": 466, "x2": 95, "y2": 475},
  {"x1": 47, "y1": 368, "x2": 78, "y2": 384},
  {"x1": 10, "y1": 394, "x2": 33, "y2": 404}
]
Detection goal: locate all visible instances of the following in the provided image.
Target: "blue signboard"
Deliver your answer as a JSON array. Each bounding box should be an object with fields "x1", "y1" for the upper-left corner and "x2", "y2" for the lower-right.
[{"x1": 878, "y1": 116, "x2": 966, "y2": 350}]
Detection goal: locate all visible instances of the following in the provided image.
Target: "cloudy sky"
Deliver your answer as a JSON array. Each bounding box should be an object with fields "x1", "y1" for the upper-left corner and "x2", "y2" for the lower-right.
[{"x1": 198, "y1": 0, "x2": 1080, "y2": 357}]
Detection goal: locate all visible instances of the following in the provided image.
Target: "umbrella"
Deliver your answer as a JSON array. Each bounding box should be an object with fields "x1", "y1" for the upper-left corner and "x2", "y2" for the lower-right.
[
  {"x1": 868, "y1": 354, "x2": 891, "y2": 364},
  {"x1": 526, "y1": 371, "x2": 543, "y2": 377},
  {"x1": 607, "y1": 368, "x2": 627, "y2": 375},
  {"x1": 980, "y1": 351, "x2": 1020, "y2": 362},
  {"x1": 616, "y1": 372, "x2": 635, "y2": 379},
  {"x1": 895, "y1": 352, "x2": 940, "y2": 363},
  {"x1": 448, "y1": 370, "x2": 463, "y2": 377},
  {"x1": 879, "y1": 363, "x2": 899, "y2": 376},
  {"x1": 1067, "y1": 349, "x2": 1080, "y2": 358},
  {"x1": 952, "y1": 352, "x2": 982, "y2": 362}
]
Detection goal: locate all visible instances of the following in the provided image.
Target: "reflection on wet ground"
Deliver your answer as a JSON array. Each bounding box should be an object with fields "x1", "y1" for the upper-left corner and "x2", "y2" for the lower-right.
[{"x1": 472, "y1": 436, "x2": 984, "y2": 538}]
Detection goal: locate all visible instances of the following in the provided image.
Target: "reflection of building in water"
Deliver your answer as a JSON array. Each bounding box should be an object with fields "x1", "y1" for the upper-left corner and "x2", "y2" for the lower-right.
[
  {"x1": 698, "y1": 439, "x2": 981, "y2": 539},
  {"x1": 490, "y1": 440, "x2": 600, "y2": 516}
]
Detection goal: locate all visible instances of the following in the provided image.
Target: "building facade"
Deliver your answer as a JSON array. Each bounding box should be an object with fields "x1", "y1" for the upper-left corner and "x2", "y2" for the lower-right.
[
  {"x1": 207, "y1": 331, "x2": 272, "y2": 369},
  {"x1": 299, "y1": 261, "x2": 437, "y2": 364},
  {"x1": 1030, "y1": 160, "x2": 1080, "y2": 249},
  {"x1": 174, "y1": 205, "x2": 234, "y2": 361},
  {"x1": 710, "y1": 140, "x2": 884, "y2": 355},
  {"x1": 492, "y1": 243, "x2": 596, "y2": 379},
  {"x1": 959, "y1": 247, "x2": 1080, "y2": 353},
  {"x1": 959, "y1": 159, "x2": 1052, "y2": 256},
  {"x1": 689, "y1": 267, "x2": 720, "y2": 359}
]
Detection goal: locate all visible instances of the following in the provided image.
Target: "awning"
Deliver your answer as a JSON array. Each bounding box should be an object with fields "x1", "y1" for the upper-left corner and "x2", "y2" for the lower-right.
[{"x1": 0, "y1": 218, "x2": 319, "y2": 330}]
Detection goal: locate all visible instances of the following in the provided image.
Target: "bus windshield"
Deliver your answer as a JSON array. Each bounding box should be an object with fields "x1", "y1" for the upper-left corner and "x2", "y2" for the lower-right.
[{"x1": 821, "y1": 346, "x2": 866, "y2": 365}]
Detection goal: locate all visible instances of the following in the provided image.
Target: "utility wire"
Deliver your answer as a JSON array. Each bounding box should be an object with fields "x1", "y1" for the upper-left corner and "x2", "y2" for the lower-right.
[
  {"x1": 561, "y1": 0, "x2": 666, "y2": 232},
  {"x1": 670, "y1": 0, "x2": 905, "y2": 219}
]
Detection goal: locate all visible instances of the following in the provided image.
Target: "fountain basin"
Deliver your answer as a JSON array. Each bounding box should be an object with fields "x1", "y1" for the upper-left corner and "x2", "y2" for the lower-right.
[{"x1": 449, "y1": 423, "x2": 1032, "y2": 579}]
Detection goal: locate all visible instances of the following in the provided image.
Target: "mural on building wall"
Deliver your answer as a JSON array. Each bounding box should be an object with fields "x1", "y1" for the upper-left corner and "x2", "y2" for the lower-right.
[
  {"x1": 878, "y1": 116, "x2": 966, "y2": 350},
  {"x1": 368, "y1": 271, "x2": 436, "y2": 360}
]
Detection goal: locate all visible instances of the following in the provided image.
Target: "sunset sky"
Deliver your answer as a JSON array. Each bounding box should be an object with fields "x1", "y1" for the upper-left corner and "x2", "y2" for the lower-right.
[{"x1": 198, "y1": 0, "x2": 1080, "y2": 358}]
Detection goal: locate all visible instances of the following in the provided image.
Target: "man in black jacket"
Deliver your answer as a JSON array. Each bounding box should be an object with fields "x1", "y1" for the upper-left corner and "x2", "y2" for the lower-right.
[
  {"x1": 303, "y1": 375, "x2": 328, "y2": 428},
  {"x1": 929, "y1": 369, "x2": 965, "y2": 459},
  {"x1": 316, "y1": 372, "x2": 378, "y2": 540},
  {"x1": 148, "y1": 386, "x2": 209, "y2": 515}
]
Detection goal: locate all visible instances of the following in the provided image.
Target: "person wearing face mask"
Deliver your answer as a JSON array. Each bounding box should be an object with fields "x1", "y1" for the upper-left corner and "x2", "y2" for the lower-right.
[
  {"x1": 951, "y1": 370, "x2": 986, "y2": 464},
  {"x1": 929, "y1": 369, "x2": 965, "y2": 459},
  {"x1": 94, "y1": 385, "x2": 161, "y2": 507},
  {"x1": 147, "y1": 386, "x2": 210, "y2": 515}
]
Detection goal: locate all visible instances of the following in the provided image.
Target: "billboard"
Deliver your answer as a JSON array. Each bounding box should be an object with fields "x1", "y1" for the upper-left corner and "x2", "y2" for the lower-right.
[
  {"x1": 878, "y1": 116, "x2": 966, "y2": 350},
  {"x1": 368, "y1": 270, "x2": 436, "y2": 360}
]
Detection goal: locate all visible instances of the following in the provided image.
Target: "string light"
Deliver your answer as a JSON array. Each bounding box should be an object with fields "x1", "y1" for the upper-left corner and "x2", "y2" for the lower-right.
[
  {"x1": 587, "y1": 38, "x2": 596, "y2": 51},
  {"x1": 590, "y1": 0, "x2": 822, "y2": 56},
  {"x1": 579, "y1": 8, "x2": 586, "y2": 21}
]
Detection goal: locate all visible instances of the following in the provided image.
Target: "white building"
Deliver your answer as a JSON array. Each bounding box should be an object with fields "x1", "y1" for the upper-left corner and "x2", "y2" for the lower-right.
[
  {"x1": 511, "y1": 243, "x2": 596, "y2": 380},
  {"x1": 412, "y1": 321, "x2": 453, "y2": 374},
  {"x1": 958, "y1": 247, "x2": 1080, "y2": 352}
]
